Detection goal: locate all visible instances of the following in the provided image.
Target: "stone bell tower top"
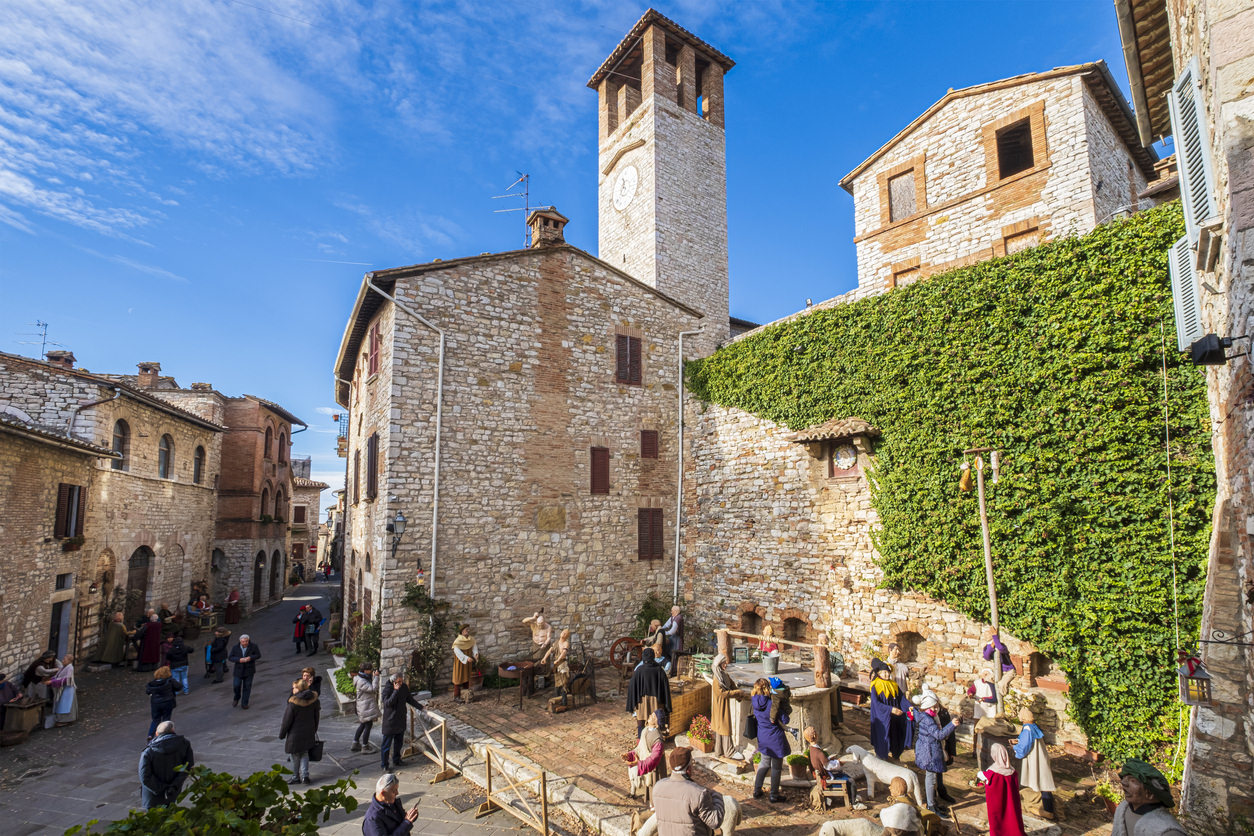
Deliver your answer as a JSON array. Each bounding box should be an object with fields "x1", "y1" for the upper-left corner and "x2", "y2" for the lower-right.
[
  {"x1": 587, "y1": 8, "x2": 735, "y2": 138},
  {"x1": 589, "y1": 9, "x2": 734, "y2": 357}
]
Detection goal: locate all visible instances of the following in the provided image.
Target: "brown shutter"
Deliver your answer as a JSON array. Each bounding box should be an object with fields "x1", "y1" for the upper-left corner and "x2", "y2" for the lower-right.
[
  {"x1": 54, "y1": 483, "x2": 72, "y2": 538},
  {"x1": 616, "y1": 334, "x2": 630, "y2": 383},
  {"x1": 650, "y1": 509, "x2": 664, "y2": 559},
  {"x1": 640, "y1": 430, "x2": 659, "y2": 459},
  {"x1": 637, "y1": 509, "x2": 649, "y2": 560},
  {"x1": 353, "y1": 451, "x2": 361, "y2": 503},
  {"x1": 368, "y1": 324, "x2": 380, "y2": 375},
  {"x1": 629, "y1": 336, "x2": 642, "y2": 384},
  {"x1": 366, "y1": 433, "x2": 378, "y2": 499},
  {"x1": 591, "y1": 447, "x2": 610, "y2": 495},
  {"x1": 294, "y1": 506, "x2": 306, "y2": 524},
  {"x1": 75, "y1": 485, "x2": 86, "y2": 537}
]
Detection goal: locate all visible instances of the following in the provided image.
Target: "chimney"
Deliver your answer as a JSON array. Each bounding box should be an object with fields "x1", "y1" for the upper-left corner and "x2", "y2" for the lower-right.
[
  {"x1": 190, "y1": 382, "x2": 213, "y2": 391},
  {"x1": 527, "y1": 207, "x2": 569, "y2": 248},
  {"x1": 136, "y1": 362, "x2": 162, "y2": 388},
  {"x1": 45, "y1": 350, "x2": 76, "y2": 370}
]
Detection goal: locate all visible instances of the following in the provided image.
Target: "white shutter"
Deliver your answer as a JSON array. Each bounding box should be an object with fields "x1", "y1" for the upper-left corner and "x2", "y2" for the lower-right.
[
  {"x1": 1168, "y1": 57, "x2": 1218, "y2": 242},
  {"x1": 1169, "y1": 234, "x2": 1205, "y2": 351}
]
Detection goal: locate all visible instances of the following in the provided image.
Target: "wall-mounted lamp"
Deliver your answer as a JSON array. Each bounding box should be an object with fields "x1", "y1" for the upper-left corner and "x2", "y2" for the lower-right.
[
  {"x1": 1189, "y1": 334, "x2": 1251, "y2": 365},
  {"x1": 389, "y1": 510, "x2": 406, "y2": 559}
]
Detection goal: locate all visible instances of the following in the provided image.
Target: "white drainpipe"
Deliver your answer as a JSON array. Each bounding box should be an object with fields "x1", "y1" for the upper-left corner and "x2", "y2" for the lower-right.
[
  {"x1": 365, "y1": 279, "x2": 446, "y2": 596},
  {"x1": 675, "y1": 329, "x2": 702, "y2": 602}
]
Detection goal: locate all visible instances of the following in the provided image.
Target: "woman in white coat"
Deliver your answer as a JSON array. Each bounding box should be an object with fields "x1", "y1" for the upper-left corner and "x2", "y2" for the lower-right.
[
  {"x1": 352, "y1": 663, "x2": 381, "y2": 753},
  {"x1": 50, "y1": 653, "x2": 77, "y2": 727},
  {"x1": 1011, "y1": 707, "x2": 1057, "y2": 820}
]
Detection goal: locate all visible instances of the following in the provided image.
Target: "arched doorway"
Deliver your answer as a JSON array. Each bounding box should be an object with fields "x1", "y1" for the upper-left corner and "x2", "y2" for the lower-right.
[
  {"x1": 269, "y1": 549, "x2": 282, "y2": 599},
  {"x1": 125, "y1": 547, "x2": 153, "y2": 625},
  {"x1": 252, "y1": 552, "x2": 266, "y2": 605},
  {"x1": 211, "y1": 548, "x2": 225, "y2": 599}
]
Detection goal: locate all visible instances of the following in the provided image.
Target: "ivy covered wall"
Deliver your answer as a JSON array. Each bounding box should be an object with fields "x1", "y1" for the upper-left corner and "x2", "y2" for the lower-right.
[{"x1": 688, "y1": 203, "x2": 1213, "y2": 758}]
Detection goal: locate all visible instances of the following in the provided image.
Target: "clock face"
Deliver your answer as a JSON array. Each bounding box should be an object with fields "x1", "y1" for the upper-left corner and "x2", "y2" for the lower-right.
[
  {"x1": 612, "y1": 164, "x2": 638, "y2": 211},
  {"x1": 833, "y1": 443, "x2": 858, "y2": 471}
]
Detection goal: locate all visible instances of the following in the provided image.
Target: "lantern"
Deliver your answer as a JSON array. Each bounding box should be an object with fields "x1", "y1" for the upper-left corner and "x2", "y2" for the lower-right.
[{"x1": 1177, "y1": 651, "x2": 1213, "y2": 706}]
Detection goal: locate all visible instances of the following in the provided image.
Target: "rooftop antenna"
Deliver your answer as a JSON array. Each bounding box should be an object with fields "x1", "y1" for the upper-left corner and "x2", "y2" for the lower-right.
[
  {"x1": 16, "y1": 320, "x2": 60, "y2": 358},
  {"x1": 492, "y1": 173, "x2": 547, "y2": 248}
]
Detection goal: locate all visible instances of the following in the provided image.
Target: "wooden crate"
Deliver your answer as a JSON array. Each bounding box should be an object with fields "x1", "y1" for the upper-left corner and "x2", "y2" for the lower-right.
[{"x1": 668, "y1": 677, "x2": 710, "y2": 736}]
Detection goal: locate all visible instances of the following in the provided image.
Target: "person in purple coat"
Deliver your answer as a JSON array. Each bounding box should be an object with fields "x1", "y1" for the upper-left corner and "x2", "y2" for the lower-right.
[
  {"x1": 750, "y1": 677, "x2": 791, "y2": 803},
  {"x1": 869, "y1": 658, "x2": 914, "y2": 760}
]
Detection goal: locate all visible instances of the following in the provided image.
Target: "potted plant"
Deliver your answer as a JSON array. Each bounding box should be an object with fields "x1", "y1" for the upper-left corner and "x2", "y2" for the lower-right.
[
  {"x1": 61, "y1": 535, "x2": 85, "y2": 552},
  {"x1": 786, "y1": 752, "x2": 810, "y2": 780},
  {"x1": 687, "y1": 714, "x2": 714, "y2": 753},
  {"x1": 1094, "y1": 779, "x2": 1121, "y2": 815}
]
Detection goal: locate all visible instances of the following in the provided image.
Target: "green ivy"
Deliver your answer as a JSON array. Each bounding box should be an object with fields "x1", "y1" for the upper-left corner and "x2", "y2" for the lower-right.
[{"x1": 687, "y1": 203, "x2": 1213, "y2": 759}]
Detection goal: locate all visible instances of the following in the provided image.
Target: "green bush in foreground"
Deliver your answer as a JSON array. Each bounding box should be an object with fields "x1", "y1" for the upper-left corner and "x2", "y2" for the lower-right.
[
  {"x1": 688, "y1": 202, "x2": 1213, "y2": 760},
  {"x1": 65, "y1": 766, "x2": 358, "y2": 835}
]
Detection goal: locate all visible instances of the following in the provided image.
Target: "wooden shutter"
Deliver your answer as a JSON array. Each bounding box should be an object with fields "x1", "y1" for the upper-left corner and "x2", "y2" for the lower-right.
[
  {"x1": 629, "y1": 336, "x2": 642, "y2": 384},
  {"x1": 366, "y1": 433, "x2": 378, "y2": 499},
  {"x1": 1169, "y1": 234, "x2": 1206, "y2": 351},
  {"x1": 616, "y1": 335, "x2": 630, "y2": 383},
  {"x1": 640, "y1": 430, "x2": 659, "y2": 459},
  {"x1": 74, "y1": 485, "x2": 86, "y2": 537},
  {"x1": 591, "y1": 447, "x2": 610, "y2": 494},
  {"x1": 294, "y1": 506, "x2": 307, "y2": 524},
  {"x1": 1169, "y1": 57, "x2": 1217, "y2": 242},
  {"x1": 637, "y1": 508, "x2": 663, "y2": 560},
  {"x1": 353, "y1": 451, "x2": 360, "y2": 503},
  {"x1": 54, "y1": 483, "x2": 72, "y2": 538},
  {"x1": 368, "y1": 324, "x2": 380, "y2": 375}
]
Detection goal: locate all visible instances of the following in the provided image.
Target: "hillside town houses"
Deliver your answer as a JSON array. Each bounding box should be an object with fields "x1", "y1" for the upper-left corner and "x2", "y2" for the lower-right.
[{"x1": 2, "y1": 2, "x2": 1252, "y2": 832}]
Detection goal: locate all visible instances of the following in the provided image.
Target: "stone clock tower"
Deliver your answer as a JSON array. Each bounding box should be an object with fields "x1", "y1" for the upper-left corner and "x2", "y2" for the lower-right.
[{"x1": 588, "y1": 10, "x2": 734, "y2": 356}]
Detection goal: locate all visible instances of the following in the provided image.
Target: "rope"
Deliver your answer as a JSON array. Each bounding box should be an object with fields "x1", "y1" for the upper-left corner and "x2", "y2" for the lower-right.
[{"x1": 1160, "y1": 319, "x2": 1188, "y2": 777}]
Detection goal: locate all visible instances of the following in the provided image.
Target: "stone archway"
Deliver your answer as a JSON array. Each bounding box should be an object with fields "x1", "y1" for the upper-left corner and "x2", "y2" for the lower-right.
[
  {"x1": 211, "y1": 549, "x2": 225, "y2": 600},
  {"x1": 269, "y1": 549, "x2": 282, "y2": 599},
  {"x1": 252, "y1": 552, "x2": 266, "y2": 605}
]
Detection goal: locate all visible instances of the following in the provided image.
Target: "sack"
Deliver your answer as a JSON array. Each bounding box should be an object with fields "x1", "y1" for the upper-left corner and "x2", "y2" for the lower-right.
[
  {"x1": 744, "y1": 713, "x2": 758, "y2": 739},
  {"x1": 309, "y1": 739, "x2": 324, "y2": 762}
]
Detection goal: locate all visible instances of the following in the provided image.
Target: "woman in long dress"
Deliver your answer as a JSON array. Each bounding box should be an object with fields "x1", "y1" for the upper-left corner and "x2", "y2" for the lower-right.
[
  {"x1": 869, "y1": 658, "x2": 913, "y2": 760},
  {"x1": 51, "y1": 653, "x2": 77, "y2": 727},
  {"x1": 137, "y1": 614, "x2": 163, "y2": 672},
  {"x1": 451, "y1": 624, "x2": 479, "y2": 704},
  {"x1": 709, "y1": 653, "x2": 746, "y2": 757},
  {"x1": 984, "y1": 743, "x2": 1026, "y2": 836}
]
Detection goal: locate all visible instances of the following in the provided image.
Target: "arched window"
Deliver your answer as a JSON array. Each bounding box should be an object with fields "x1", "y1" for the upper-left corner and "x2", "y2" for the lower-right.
[
  {"x1": 278, "y1": 431, "x2": 287, "y2": 463},
  {"x1": 193, "y1": 445, "x2": 205, "y2": 484},
  {"x1": 158, "y1": 434, "x2": 174, "y2": 478},
  {"x1": 111, "y1": 420, "x2": 130, "y2": 471},
  {"x1": 274, "y1": 488, "x2": 286, "y2": 520},
  {"x1": 260, "y1": 487, "x2": 271, "y2": 519},
  {"x1": 365, "y1": 552, "x2": 372, "y2": 573},
  {"x1": 264, "y1": 427, "x2": 273, "y2": 459}
]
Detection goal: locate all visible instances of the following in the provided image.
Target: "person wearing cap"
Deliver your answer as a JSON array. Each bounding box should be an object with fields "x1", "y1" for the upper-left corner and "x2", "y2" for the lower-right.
[
  {"x1": 1011, "y1": 707, "x2": 1056, "y2": 819},
  {"x1": 982, "y1": 743, "x2": 1024, "y2": 836},
  {"x1": 1111, "y1": 759, "x2": 1186, "y2": 836},
  {"x1": 869, "y1": 657, "x2": 913, "y2": 760},
  {"x1": 913, "y1": 690, "x2": 960, "y2": 814},
  {"x1": 652, "y1": 746, "x2": 725, "y2": 836}
]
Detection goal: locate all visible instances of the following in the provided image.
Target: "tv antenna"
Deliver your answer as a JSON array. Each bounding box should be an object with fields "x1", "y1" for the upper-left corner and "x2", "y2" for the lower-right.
[
  {"x1": 16, "y1": 320, "x2": 60, "y2": 358},
  {"x1": 492, "y1": 173, "x2": 548, "y2": 248}
]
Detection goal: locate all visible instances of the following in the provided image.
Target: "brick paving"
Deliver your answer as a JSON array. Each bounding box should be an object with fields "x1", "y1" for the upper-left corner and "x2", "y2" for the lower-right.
[{"x1": 436, "y1": 673, "x2": 1117, "y2": 836}]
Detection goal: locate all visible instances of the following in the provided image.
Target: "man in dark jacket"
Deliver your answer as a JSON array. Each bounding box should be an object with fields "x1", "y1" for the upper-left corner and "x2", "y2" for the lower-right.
[
  {"x1": 138, "y1": 720, "x2": 194, "y2": 809},
  {"x1": 206, "y1": 627, "x2": 230, "y2": 682},
  {"x1": 279, "y1": 679, "x2": 320, "y2": 784},
  {"x1": 362, "y1": 773, "x2": 420, "y2": 836},
  {"x1": 228, "y1": 634, "x2": 261, "y2": 708},
  {"x1": 164, "y1": 634, "x2": 191, "y2": 696},
  {"x1": 379, "y1": 672, "x2": 424, "y2": 771},
  {"x1": 302, "y1": 605, "x2": 324, "y2": 656}
]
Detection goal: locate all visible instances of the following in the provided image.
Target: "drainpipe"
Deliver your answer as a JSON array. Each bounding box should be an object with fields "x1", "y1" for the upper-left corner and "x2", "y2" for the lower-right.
[
  {"x1": 68, "y1": 386, "x2": 120, "y2": 440},
  {"x1": 365, "y1": 278, "x2": 446, "y2": 596},
  {"x1": 674, "y1": 328, "x2": 702, "y2": 602}
]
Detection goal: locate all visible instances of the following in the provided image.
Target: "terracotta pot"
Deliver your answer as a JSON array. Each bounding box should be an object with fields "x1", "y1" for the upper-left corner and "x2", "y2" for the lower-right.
[
  {"x1": 788, "y1": 760, "x2": 809, "y2": 780},
  {"x1": 690, "y1": 737, "x2": 713, "y2": 753}
]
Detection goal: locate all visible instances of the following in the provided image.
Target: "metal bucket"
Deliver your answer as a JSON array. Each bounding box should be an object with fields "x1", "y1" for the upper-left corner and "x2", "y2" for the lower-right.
[{"x1": 763, "y1": 654, "x2": 779, "y2": 676}]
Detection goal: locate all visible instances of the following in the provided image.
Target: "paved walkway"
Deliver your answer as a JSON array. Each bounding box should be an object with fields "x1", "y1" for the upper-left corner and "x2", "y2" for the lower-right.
[{"x1": 0, "y1": 578, "x2": 521, "y2": 836}]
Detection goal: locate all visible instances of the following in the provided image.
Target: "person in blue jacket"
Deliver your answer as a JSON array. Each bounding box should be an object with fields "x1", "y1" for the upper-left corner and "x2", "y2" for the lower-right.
[
  {"x1": 362, "y1": 772, "x2": 420, "y2": 836},
  {"x1": 750, "y1": 677, "x2": 791, "y2": 803},
  {"x1": 913, "y1": 691, "x2": 961, "y2": 813}
]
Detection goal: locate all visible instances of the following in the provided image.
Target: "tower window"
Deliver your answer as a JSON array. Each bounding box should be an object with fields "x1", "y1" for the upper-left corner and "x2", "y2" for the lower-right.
[
  {"x1": 888, "y1": 171, "x2": 916, "y2": 221},
  {"x1": 616, "y1": 334, "x2": 642, "y2": 385},
  {"x1": 996, "y1": 119, "x2": 1034, "y2": 179}
]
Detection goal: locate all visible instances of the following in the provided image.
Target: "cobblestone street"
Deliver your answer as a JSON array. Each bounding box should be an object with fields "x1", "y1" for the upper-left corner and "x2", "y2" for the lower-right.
[{"x1": 0, "y1": 579, "x2": 524, "y2": 836}]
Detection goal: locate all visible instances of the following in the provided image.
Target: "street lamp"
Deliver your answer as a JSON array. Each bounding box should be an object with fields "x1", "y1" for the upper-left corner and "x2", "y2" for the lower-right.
[
  {"x1": 388, "y1": 510, "x2": 406, "y2": 560},
  {"x1": 960, "y1": 446, "x2": 1005, "y2": 716}
]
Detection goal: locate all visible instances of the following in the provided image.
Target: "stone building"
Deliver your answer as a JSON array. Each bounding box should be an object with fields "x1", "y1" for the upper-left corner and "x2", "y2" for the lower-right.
[
  {"x1": 334, "y1": 206, "x2": 702, "y2": 671},
  {"x1": 838, "y1": 62, "x2": 1160, "y2": 296},
  {"x1": 289, "y1": 456, "x2": 328, "y2": 580},
  {"x1": 1115, "y1": 0, "x2": 1254, "y2": 826},
  {"x1": 105, "y1": 368, "x2": 306, "y2": 611},
  {"x1": 0, "y1": 351, "x2": 223, "y2": 665}
]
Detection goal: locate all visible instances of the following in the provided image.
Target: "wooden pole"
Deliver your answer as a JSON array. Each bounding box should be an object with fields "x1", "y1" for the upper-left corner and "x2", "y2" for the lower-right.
[
  {"x1": 540, "y1": 772, "x2": 549, "y2": 835},
  {"x1": 974, "y1": 454, "x2": 1004, "y2": 718}
]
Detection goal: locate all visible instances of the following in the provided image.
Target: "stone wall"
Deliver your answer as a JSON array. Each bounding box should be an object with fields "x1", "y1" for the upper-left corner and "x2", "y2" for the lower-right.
[
  {"x1": 1081, "y1": 83, "x2": 1152, "y2": 224},
  {"x1": 683, "y1": 402, "x2": 1084, "y2": 744},
  {"x1": 848, "y1": 73, "x2": 1108, "y2": 294},
  {"x1": 0, "y1": 433, "x2": 99, "y2": 675},
  {"x1": 1167, "y1": 0, "x2": 1254, "y2": 827},
  {"x1": 342, "y1": 244, "x2": 702, "y2": 675}
]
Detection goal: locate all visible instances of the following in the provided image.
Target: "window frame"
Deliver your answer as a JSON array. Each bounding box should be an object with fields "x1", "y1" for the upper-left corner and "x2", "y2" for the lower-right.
[
  {"x1": 982, "y1": 101, "x2": 1047, "y2": 186},
  {"x1": 640, "y1": 430, "x2": 659, "y2": 459},
  {"x1": 637, "y1": 507, "x2": 664, "y2": 561},
  {"x1": 368, "y1": 322, "x2": 381, "y2": 377},
  {"x1": 111, "y1": 419, "x2": 130, "y2": 471},
  {"x1": 193, "y1": 445, "x2": 205, "y2": 484},
  {"x1": 366, "y1": 432, "x2": 379, "y2": 500},
  {"x1": 353, "y1": 450, "x2": 361, "y2": 504},
  {"x1": 158, "y1": 434, "x2": 174, "y2": 479},
  {"x1": 590, "y1": 446, "x2": 610, "y2": 495},
  {"x1": 615, "y1": 333, "x2": 643, "y2": 385},
  {"x1": 54, "y1": 483, "x2": 85, "y2": 539},
  {"x1": 875, "y1": 153, "x2": 927, "y2": 229},
  {"x1": 293, "y1": 505, "x2": 307, "y2": 525}
]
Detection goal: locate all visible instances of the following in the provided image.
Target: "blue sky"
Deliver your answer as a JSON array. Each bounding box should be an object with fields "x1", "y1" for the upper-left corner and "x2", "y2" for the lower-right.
[{"x1": 0, "y1": 1, "x2": 1140, "y2": 512}]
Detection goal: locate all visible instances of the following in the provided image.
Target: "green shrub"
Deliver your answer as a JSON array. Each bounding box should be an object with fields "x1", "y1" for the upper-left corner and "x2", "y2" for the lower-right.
[
  {"x1": 687, "y1": 203, "x2": 1212, "y2": 760},
  {"x1": 633, "y1": 592, "x2": 671, "y2": 639},
  {"x1": 333, "y1": 667, "x2": 356, "y2": 698}
]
